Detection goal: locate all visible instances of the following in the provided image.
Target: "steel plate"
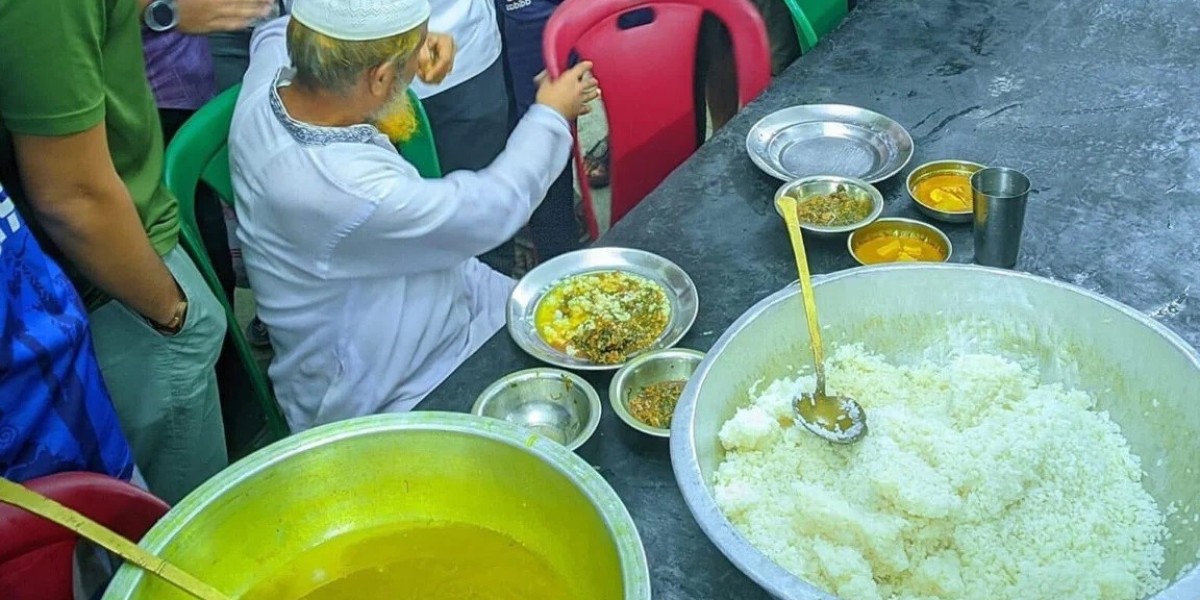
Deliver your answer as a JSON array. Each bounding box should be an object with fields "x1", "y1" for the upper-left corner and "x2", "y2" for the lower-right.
[
  {"x1": 507, "y1": 247, "x2": 699, "y2": 371},
  {"x1": 747, "y1": 104, "x2": 914, "y2": 183}
]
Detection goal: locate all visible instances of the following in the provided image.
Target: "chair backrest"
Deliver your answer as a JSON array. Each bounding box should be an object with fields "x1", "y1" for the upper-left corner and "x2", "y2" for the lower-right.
[
  {"x1": 163, "y1": 88, "x2": 292, "y2": 441},
  {"x1": 781, "y1": 0, "x2": 849, "y2": 53},
  {"x1": 164, "y1": 85, "x2": 443, "y2": 443},
  {"x1": 0, "y1": 472, "x2": 169, "y2": 600},
  {"x1": 544, "y1": 0, "x2": 771, "y2": 237}
]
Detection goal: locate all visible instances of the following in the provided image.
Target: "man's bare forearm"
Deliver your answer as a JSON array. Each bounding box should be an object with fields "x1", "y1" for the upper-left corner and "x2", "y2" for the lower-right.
[
  {"x1": 14, "y1": 128, "x2": 182, "y2": 324},
  {"x1": 34, "y1": 190, "x2": 182, "y2": 323}
]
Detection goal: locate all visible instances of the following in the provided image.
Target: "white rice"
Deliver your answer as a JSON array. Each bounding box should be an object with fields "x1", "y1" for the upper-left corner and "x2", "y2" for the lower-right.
[{"x1": 715, "y1": 344, "x2": 1167, "y2": 600}]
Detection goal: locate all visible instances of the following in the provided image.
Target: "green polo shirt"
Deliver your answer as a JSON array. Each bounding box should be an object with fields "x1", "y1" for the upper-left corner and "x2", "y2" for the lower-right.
[{"x1": 0, "y1": 0, "x2": 179, "y2": 310}]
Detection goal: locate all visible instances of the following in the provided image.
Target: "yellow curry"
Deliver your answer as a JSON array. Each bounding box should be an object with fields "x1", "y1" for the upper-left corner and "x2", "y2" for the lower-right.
[
  {"x1": 855, "y1": 234, "x2": 947, "y2": 264},
  {"x1": 912, "y1": 172, "x2": 973, "y2": 212},
  {"x1": 241, "y1": 523, "x2": 573, "y2": 600}
]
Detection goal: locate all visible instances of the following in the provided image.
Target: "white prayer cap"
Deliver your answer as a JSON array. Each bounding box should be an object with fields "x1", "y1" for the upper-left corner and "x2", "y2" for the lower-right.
[{"x1": 291, "y1": 0, "x2": 431, "y2": 41}]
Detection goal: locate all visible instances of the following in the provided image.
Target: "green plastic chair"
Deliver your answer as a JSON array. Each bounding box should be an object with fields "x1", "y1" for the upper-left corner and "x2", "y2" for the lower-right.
[
  {"x1": 781, "y1": 0, "x2": 850, "y2": 53},
  {"x1": 163, "y1": 84, "x2": 443, "y2": 443}
]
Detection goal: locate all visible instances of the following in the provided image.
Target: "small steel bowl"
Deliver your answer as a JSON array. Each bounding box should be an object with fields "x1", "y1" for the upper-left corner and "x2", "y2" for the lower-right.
[
  {"x1": 906, "y1": 159, "x2": 986, "y2": 223},
  {"x1": 847, "y1": 217, "x2": 953, "y2": 266},
  {"x1": 609, "y1": 348, "x2": 706, "y2": 437},
  {"x1": 473, "y1": 368, "x2": 601, "y2": 451},
  {"x1": 773, "y1": 175, "x2": 884, "y2": 237}
]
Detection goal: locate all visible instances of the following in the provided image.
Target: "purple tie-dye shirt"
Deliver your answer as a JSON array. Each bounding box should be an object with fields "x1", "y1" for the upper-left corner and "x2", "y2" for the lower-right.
[{"x1": 142, "y1": 30, "x2": 216, "y2": 111}]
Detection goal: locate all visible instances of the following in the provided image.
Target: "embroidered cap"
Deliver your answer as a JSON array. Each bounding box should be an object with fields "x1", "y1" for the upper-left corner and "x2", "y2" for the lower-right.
[{"x1": 291, "y1": 0, "x2": 431, "y2": 41}]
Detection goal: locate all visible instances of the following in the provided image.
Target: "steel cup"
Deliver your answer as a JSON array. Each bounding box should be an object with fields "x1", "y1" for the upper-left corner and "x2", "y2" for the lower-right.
[{"x1": 971, "y1": 167, "x2": 1031, "y2": 268}]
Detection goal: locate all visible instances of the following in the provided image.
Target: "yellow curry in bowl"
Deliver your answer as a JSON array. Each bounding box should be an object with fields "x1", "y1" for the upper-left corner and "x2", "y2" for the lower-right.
[
  {"x1": 848, "y1": 218, "x2": 952, "y2": 265},
  {"x1": 242, "y1": 522, "x2": 570, "y2": 600},
  {"x1": 906, "y1": 160, "x2": 986, "y2": 219}
]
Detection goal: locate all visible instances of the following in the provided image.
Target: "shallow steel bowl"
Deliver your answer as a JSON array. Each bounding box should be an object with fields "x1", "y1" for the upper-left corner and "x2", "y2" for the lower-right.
[
  {"x1": 747, "y1": 104, "x2": 914, "y2": 183},
  {"x1": 905, "y1": 159, "x2": 986, "y2": 223},
  {"x1": 847, "y1": 217, "x2": 953, "y2": 265},
  {"x1": 507, "y1": 247, "x2": 699, "y2": 370},
  {"x1": 472, "y1": 368, "x2": 601, "y2": 451},
  {"x1": 609, "y1": 348, "x2": 706, "y2": 437},
  {"x1": 773, "y1": 175, "x2": 884, "y2": 237}
]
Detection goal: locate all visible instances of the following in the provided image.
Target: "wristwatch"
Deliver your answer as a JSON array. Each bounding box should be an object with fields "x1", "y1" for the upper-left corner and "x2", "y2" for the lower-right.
[
  {"x1": 143, "y1": 0, "x2": 180, "y2": 32},
  {"x1": 149, "y1": 298, "x2": 189, "y2": 336}
]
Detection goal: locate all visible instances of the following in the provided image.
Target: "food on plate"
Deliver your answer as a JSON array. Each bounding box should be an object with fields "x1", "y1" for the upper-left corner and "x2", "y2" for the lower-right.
[
  {"x1": 913, "y1": 172, "x2": 974, "y2": 212},
  {"x1": 790, "y1": 185, "x2": 874, "y2": 227},
  {"x1": 714, "y1": 345, "x2": 1166, "y2": 600},
  {"x1": 628, "y1": 379, "x2": 687, "y2": 428},
  {"x1": 854, "y1": 233, "x2": 946, "y2": 263},
  {"x1": 534, "y1": 271, "x2": 670, "y2": 364}
]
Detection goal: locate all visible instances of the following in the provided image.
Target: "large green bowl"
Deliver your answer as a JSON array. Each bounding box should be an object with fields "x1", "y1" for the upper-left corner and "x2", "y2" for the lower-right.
[{"x1": 104, "y1": 412, "x2": 651, "y2": 599}]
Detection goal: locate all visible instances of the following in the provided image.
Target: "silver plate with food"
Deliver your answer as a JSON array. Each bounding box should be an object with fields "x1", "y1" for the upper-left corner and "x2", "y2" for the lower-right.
[
  {"x1": 507, "y1": 247, "x2": 699, "y2": 371},
  {"x1": 746, "y1": 104, "x2": 914, "y2": 183}
]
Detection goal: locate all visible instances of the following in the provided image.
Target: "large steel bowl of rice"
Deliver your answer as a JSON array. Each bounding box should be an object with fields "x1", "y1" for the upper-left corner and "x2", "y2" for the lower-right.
[
  {"x1": 104, "y1": 412, "x2": 650, "y2": 600},
  {"x1": 672, "y1": 263, "x2": 1200, "y2": 600}
]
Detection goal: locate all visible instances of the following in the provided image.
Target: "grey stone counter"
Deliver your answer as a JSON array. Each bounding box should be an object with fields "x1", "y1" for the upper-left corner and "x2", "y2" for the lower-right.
[{"x1": 420, "y1": 0, "x2": 1200, "y2": 596}]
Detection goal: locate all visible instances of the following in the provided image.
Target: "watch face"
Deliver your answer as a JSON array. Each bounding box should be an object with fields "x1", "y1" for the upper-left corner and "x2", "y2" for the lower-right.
[{"x1": 148, "y1": 1, "x2": 176, "y2": 30}]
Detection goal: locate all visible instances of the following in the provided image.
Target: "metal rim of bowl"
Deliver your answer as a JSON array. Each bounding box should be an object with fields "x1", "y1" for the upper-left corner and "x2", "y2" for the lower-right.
[
  {"x1": 746, "y1": 104, "x2": 915, "y2": 183},
  {"x1": 905, "y1": 159, "x2": 986, "y2": 222},
  {"x1": 772, "y1": 175, "x2": 885, "y2": 235},
  {"x1": 107, "y1": 412, "x2": 652, "y2": 599},
  {"x1": 608, "y1": 348, "x2": 707, "y2": 438},
  {"x1": 506, "y1": 247, "x2": 699, "y2": 371},
  {"x1": 471, "y1": 367, "x2": 603, "y2": 451},
  {"x1": 846, "y1": 217, "x2": 954, "y2": 265}
]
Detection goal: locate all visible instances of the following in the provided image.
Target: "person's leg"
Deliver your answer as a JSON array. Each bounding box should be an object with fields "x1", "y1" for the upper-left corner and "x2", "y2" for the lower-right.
[
  {"x1": 701, "y1": 0, "x2": 803, "y2": 132},
  {"x1": 421, "y1": 59, "x2": 510, "y2": 173},
  {"x1": 699, "y1": 16, "x2": 739, "y2": 131},
  {"x1": 754, "y1": 0, "x2": 803, "y2": 75},
  {"x1": 159, "y1": 108, "x2": 260, "y2": 446},
  {"x1": 420, "y1": 59, "x2": 515, "y2": 274},
  {"x1": 158, "y1": 109, "x2": 235, "y2": 301},
  {"x1": 89, "y1": 246, "x2": 228, "y2": 505},
  {"x1": 527, "y1": 163, "x2": 580, "y2": 261},
  {"x1": 500, "y1": 8, "x2": 585, "y2": 261},
  {"x1": 208, "y1": 30, "x2": 253, "y2": 92}
]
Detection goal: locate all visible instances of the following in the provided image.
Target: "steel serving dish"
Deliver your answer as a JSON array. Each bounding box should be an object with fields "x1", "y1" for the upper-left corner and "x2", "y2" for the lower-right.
[
  {"x1": 773, "y1": 175, "x2": 884, "y2": 237},
  {"x1": 105, "y1": 412, "x2": 651, "y2": 599},
  {"x1": 609, "y1": 348, "x2": 706, "y2": 437},
  {"x1": 747, "y1": 104, "x2": 914, "y2": 183},
  {"x1": 847, "y1": 217, "x2": 953, "y2": 265},
  {"x1": 508, "y1": 247, "x2": 699, "y2": 370},
  {"x1": 671, "y1": 264, "x2": 1200, "y2": 599},
  {"x1": 473, "y1": 368, "x2": 602, "y2": 450},
  {"x1": 906, "y1": 159, "x2": 987, "y2": 223}
]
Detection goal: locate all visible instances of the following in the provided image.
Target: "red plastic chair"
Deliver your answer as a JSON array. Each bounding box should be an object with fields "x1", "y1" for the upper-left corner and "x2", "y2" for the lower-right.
[
  {"x1": 0, "y1": 473, "x2": 170, "y2": 600},
  {"x1": 544, "y1": 0, "x2": 772, "y2": 239}
]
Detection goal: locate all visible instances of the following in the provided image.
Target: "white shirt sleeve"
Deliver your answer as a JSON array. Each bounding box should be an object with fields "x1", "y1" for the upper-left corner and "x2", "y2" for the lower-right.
[
  {"x1": 322, "y1": 104, "x2": 573, "y2": 279},
  {"x1": 244, "y1": 17, "x2": 291, "y2": 92}
]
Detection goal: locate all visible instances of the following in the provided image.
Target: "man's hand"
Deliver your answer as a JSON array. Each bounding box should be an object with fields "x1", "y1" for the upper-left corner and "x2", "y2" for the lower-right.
[
  {"x1": 12, "y1": 125, "x2": 183, "y2": 325},
  {"x1": 176, "y1": 0, "x2": 274, "y2": 34},
  {"x1": 417, "y1": 33, "x2": 456, "y2": 84},
  {"x1": 535, "y1": 61, "x2": 601, "y2": 121}
]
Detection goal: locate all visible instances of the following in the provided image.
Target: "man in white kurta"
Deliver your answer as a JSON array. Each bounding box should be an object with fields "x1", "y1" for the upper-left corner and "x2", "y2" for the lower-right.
[{"x1": 228, "y1": 5, "x2": 594, "y2": 431}]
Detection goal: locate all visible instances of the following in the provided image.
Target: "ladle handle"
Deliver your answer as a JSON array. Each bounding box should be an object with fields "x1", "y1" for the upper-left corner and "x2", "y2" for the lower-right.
[
  {"x1": 0, "y1": 478, "x2": 230, "y2": 600},
  {"x1": 777, "y1": 197, "x2": 828, "y2": 392}
]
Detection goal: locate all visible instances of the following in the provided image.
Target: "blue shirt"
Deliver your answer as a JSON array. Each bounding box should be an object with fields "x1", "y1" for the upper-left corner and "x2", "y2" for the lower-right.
[{"x1": 0, "y1": 183, "x2": 134, "y2": 482}]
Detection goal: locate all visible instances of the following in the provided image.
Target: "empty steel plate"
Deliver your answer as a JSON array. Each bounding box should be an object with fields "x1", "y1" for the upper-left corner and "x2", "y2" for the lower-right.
[{"x1": 746, "y1": 104, "x2": 914, "y2": 183}]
